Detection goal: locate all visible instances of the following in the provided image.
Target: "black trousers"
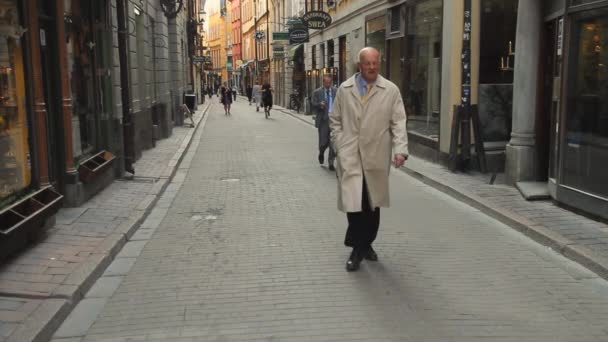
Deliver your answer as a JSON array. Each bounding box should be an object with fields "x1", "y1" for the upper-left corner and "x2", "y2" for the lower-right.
[{"x1": 344, "y1": 178, "x2": 380, "y2": 253}]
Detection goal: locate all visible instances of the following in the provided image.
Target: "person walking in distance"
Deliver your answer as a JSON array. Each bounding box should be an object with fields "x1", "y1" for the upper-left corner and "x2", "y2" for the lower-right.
[
  {"x1": 246, "y1": 84, "x2": 253, "y2": 105},
  {"x1": 330, "y1": 47, "x2": 408, "y2": 272},
  {"x1": 261, "y1": 82, "x2": 273, "y2": 118},
  {"x1": 252, "y1": 81, "x2": 262, "y2": 112},
  {"x1": 311, "y1": 74, "x2": 337, "y2": 171},
  {"x1": 220, "y1": 83, "x2": 233, "y2": 116}
]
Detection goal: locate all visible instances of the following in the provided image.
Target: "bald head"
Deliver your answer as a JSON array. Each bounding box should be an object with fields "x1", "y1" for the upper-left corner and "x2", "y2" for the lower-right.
[{"x1": 357, "y1": 47, "x2": 380, "y2": 83}]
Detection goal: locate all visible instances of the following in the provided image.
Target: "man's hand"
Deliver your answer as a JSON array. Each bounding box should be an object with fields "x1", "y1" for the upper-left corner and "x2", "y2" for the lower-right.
[{"x1": 393, "y1": 154, "x2": 407, "y2": 168}]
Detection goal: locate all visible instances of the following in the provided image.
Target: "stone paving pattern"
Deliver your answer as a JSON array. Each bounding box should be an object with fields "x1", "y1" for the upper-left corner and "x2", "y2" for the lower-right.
[
  {"x1": 0, "y1": 104, "x2": 210, "y2": 342},
  {"x1": 51, "y1": 100, "x2": 608, "y2": 342}
]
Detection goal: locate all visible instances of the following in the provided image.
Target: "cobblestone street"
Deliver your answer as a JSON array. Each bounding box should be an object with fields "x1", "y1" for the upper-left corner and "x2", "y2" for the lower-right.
[{"x1": 51, "y1": 99, "x2": 608, "y2": 342}]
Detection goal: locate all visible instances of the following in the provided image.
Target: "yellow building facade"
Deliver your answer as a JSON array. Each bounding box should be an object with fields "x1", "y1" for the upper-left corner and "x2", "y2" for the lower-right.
[{"x1": 208, "y1": 9, "x2": 223, "y2": 89}]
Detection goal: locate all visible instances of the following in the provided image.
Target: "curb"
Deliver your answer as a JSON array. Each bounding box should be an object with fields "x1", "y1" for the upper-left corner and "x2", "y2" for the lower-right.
[
  {"x1": 277, "y1": 108, "x2": 608, "y2": 282},
  {"x1": 10, "y1": 103, "x2": 212, "y2": 342}
]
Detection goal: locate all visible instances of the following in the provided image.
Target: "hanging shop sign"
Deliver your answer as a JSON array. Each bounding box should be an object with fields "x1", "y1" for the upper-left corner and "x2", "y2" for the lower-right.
[
  {"x1": 302, "y1": 11, "x2": 332, "y2": 29},
  {"x1": 289, "y1": 28, "x2": 309, "y2": 44},
  {"x1": 272, "y1": 46, "x2": 286, "y2": 58},
  {"x1": 272, "y1": 32, "x2": 289, "y2": 41},
  {"x1": 192, "y1": 55, "x2": 211, "y2": 63}
]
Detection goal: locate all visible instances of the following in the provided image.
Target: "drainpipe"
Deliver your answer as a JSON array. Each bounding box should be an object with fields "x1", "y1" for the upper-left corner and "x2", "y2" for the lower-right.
[{"x1": 116, "y1": 0, "x2": 135, "y2": 174}]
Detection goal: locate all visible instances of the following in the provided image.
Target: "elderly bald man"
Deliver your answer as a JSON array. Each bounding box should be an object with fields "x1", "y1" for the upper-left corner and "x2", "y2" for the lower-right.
[{"x1": 330, "y1": 47, "x2": 409, "y2": 272}]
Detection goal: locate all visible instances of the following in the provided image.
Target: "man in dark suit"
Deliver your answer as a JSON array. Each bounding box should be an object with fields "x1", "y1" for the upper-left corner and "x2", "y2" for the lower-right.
[{"x1": 311, "y1": 74, "x2": 337, "y2": 171}]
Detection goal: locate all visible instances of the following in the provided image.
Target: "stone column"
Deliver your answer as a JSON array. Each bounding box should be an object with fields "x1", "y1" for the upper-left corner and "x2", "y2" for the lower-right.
[{"x1": 505, "y1": 0, "x2": 542, "y2": 185}]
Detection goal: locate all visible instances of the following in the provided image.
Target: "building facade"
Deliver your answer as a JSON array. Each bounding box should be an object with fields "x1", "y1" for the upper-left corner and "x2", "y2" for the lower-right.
[
  {"x1": 302, "y1": 0, "x2": 606, "y2": 221},
  {"x1": 1, "y1": 0, "x2": 196, "y2": 259},
  {"x1": 512, "y1": 0, "x2": 608, "y2": 220},
  {"x1": 208, "y1": 7, "x2": 223, "y2": 90}
]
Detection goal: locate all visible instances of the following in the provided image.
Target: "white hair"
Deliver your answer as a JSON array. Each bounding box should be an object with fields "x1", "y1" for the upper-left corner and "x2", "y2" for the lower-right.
[{"x1": 357, "y1": 47, "x2": 380, "y2": 63}]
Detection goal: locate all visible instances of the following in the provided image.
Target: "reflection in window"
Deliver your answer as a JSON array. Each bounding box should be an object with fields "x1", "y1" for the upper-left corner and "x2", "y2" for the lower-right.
[
  {"x1": 478, "y1": 0, "x2": 518, "y2": 143},
  {"x1": 564, "y1": 13, "x2": 608, "y2": 198},
  {"x1": 0, "y1": 1, "x2": 31, "y2": 202},
  {"x1": 403, "y1": 0, "x2": 442, "y2": 140},
  {"x1": 66, "y1": 0, "x2": 102, "y2": 159}
]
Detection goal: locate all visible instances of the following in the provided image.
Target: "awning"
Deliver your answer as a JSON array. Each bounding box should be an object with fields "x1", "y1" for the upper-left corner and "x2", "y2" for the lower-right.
[
  {"x1": 288, "y1": 44, "x2": 304, "y2": 60},
  {"x1": 239, "y1": 59, "x2": 255, "y2": 68}
]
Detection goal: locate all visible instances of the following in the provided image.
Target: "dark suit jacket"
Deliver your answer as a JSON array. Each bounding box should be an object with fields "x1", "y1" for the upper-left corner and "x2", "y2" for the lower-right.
[{"x1": 311, "y1": 86, "x2": 337, "y2": 128}]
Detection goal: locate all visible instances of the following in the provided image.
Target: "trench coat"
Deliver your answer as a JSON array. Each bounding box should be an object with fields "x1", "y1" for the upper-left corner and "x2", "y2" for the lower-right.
[{"x1": 329, "y1": 74, "x2": 408, "y2": 213}]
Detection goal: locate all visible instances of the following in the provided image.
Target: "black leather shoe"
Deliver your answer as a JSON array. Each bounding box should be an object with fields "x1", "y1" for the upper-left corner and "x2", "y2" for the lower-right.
[
  {"x1": 364, "y1": 246, "x2": 378, "y2": 261},
  {"x1": 328, "y1": 164, "x2": 335, "y2": 171},
  {"x1": 318, "y1": 153, "x2": 324, "y2": 165},
  {"x1": 346, "y1": 250, "x2": 362, "y2": 272}
]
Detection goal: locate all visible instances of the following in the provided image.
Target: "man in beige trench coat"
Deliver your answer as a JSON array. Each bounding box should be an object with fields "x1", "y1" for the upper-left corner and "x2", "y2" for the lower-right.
[{"x1": 330, "y1": 47, "x2": 409, "y2": 272}]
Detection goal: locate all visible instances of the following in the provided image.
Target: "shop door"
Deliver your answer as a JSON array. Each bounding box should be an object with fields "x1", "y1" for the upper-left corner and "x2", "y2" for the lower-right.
[
  {"x1": 38, "y1": 11, "x2": 64, "y2": 190},
  {"x1": 540, "y1": 19, "x2": 563, "y2": 181}
]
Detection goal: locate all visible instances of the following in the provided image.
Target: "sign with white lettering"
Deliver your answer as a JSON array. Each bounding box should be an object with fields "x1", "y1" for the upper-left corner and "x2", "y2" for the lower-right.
[
  {"x1": 302, "y1": 11, "x2": 332, "y2": 29},
  {"x1": 289, "y1": 28, "x2": 309, "y2": 44}
]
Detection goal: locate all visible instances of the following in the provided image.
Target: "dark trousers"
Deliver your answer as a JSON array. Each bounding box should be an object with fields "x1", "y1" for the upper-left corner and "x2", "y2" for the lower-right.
[
  {"x1": 319, "y1": 143, "x2": 335, "y2": 164},
  {"x1": 344, "y1": 178, "x2": 380, "y2": 253},
  {"x1": 318, "y1": 120, "x2": 335, "y2": 164}
]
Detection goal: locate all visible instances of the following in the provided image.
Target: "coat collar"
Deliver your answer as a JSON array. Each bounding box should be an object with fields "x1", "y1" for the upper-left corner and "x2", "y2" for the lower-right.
[
  {"x1": 344, "y1": 73, "x2": 387, "y2": 103},
  {"x1": 342, "y1": 73, "x2": 388, "y2": 89}
]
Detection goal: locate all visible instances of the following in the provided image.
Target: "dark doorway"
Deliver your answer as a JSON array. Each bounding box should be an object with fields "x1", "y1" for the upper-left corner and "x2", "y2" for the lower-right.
[{"x1": 539, "y1": 19, "x2": 562, "y2": 181}]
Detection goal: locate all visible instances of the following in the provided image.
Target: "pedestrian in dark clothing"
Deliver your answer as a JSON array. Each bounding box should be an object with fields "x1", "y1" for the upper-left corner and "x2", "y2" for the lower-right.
[
  {"x1": 246, "y1": 85, "x2": 253, "y2": 105},
  {"x1": 311, "y1": 74, "x2": 337, "y2": 171},
  {"x1": 232, "y1": 87, "x2": 237, "y2": 101},
  {"x1": 261, "y1": 82, "x2": 273, "y2": 113},
  {"x1": 220, "y1": 83, "x2": 233, "y2": 116}
]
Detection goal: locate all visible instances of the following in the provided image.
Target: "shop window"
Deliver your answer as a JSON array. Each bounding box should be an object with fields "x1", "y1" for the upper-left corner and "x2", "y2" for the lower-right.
[
  {"x1": 66, "y1": 0, "x2": 101, "y2": 158},
  {"x1": 563, "y1": 11, "x2": 608, "y2": 198},
  {"x1": 327, "y1": 39, "x2": 334, "y2": 68},
  {"x1": 0, "y1": 1, "x2": 31, "y2": 202},
  {"x1": 320, "y1": 43, "x2": 325, "y2": 68},
  {"x1": 402, "y1": 0, "x2": 442, "y2": 140},
  {"x1": 478, "y1": 0, "x2": 518, "y2": 143}
]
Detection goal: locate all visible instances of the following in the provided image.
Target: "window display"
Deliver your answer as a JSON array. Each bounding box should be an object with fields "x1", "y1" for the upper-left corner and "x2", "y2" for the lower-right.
[
  {"x1": 0, "y1": 1, "x2": 31, "y2": 202},
  {"x1": 403, "y1": 0, "x2": 442, "y2": 140},
  {"x1": 66, "y1": 0, "x2": 100, "y2": 158}
]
